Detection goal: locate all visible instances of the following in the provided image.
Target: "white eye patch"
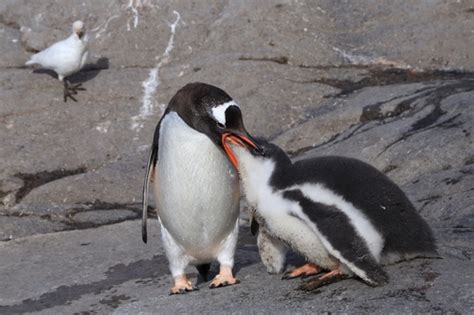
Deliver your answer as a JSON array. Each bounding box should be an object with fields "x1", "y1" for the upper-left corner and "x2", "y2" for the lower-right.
[{"x1": 211, "y1": 101, "x2": 239, "y2": 126}]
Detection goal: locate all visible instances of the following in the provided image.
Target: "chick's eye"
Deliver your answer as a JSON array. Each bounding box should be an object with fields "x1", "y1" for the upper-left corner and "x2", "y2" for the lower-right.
[{"x1": 217, "y1": 122, "x2": 225, "y2": 129}]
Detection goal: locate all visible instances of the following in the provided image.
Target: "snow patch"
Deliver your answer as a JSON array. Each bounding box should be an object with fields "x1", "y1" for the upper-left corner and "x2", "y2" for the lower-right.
[
  {"x1": 126, "y1": 0, "x2": 156, "y2": 30},
  {"x1": 131, "y1": 11, "x2": 181, "y2": 132},
  {"x1": 92, "y1": 15, "x2": 120, "y2": 39},
  {"x1": 127, "y1": 0, "x2": 140, "y2": 30}
]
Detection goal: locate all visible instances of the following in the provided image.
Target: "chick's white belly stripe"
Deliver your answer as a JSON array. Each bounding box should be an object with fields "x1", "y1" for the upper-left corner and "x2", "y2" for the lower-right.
[{"x1": 290, "y1": 183, "x2": 384, "y2": 260}]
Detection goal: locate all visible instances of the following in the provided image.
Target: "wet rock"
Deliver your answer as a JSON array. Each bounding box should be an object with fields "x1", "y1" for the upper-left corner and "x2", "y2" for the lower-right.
[{"x1": 294, "y1": 82, "x2": 473, "y2": 184}]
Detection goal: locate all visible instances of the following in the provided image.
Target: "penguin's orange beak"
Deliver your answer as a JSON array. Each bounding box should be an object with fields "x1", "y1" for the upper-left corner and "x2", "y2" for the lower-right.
[{"x1": 221, "y1": 133, "x2": 259, "y2": 170}]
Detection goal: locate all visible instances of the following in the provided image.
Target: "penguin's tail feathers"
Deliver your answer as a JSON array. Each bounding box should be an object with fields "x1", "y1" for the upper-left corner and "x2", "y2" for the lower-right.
[
  {"x1": 142, "y1": 212, "x2": 148, "y2": 243},
  {"x1": 363, "y1": 267, "x2": 389, "y2": 287},
  {"x1": 142, "y1": 117, "x2": 161, "y2": 244}
]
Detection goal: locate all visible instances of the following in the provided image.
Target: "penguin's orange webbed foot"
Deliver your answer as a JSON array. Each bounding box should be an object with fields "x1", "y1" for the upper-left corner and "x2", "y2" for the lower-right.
[
  {"x1": 209, "y1": 274, "x2": 240, "y2": 288},
  {"x1": 209, "y1": 265, "x2": 240, "y2": 289},
  {"x1": 169, "y1": 275, "x2": 198, "y2": 295},
  {"x1": 282, "y1": 263, "x2": 323, "y2": 280},
  {"x1": 297, "y1": 268, "x2": 347, "y2": 291}
]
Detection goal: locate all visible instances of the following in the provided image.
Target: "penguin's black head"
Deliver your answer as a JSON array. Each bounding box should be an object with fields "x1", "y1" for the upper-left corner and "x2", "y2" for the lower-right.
[
  {"x1": 168, "y1": 82, "x2": 263, "y2": 162},
  {"x1": 252, "y1": 139, "x2": 291, "y2": 164},
  {"x1": 223, "y1": 136, "x2": 291, "y2": 169}
]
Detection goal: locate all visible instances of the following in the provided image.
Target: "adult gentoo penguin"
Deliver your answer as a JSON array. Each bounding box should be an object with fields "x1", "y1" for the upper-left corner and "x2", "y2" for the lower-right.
[
  {"x1": 142, "y1": 82, "x2": 262, "y2": 294},
  {"x1": 222, "y1": 136, "x2": 438, "y2": 291}
]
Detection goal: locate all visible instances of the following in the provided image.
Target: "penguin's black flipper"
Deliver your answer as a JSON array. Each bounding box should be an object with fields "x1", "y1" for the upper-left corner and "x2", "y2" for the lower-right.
[
  {"x1": 142, "y1": 118, "x2": 163, "y2": 243},
  {"x1": 283, "y1": 189, "x2": 389, "y2": 286},
  {"x1": 196, "y1": 263, "x2": 211, "y2": 283}
]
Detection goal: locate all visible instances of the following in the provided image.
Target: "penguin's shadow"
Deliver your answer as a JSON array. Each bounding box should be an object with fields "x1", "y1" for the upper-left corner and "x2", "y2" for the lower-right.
[
  {"x1": 195, "y1": 226, "x2": 306, "y2": 285},
  {"x1": 192, "y1": 227, "x2": 258, "y2": 285},
  {"x1": 32, "y1": 57, "x2": 109, "y2": 85}
]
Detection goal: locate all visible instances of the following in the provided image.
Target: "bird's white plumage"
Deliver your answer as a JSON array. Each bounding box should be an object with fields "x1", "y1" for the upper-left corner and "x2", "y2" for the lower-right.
[
  {"x1": 211, "y1": 101, "x2": 239, "y2": 126},
  {"x1": 159, "y1": 217, "x2": 191, "y2": 278},
  {"x1": 155, "y1": 112, "x2": 240, "y2": 265},
  {"x1": 256, "y1": 227, "x2": 288, "y2": 274},
  {"x1": 25, "y1": 21, "x2": 88, "y2": 81},
  {"x1": 233, "y1": 146, "x2": 383, "y2": 283},
  {"x1": 234, "y1": 148, "x2": 337, "y2": 269},
  {"x1": 72, "y1": 21, "x2": 84, "y2": 33},
  {"x1": 216, "y1": 219, "x2": 240, "y2": 267}
]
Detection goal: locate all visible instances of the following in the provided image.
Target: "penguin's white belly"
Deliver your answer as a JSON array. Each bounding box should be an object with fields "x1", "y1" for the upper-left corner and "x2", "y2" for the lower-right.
[
  {"x1": 256, "y1": 191, "x2": 337, "y2": 270},
  {"x1": 266, "y1": 214, "x2": 337, "y2": 270},
  {"x1": 155, "y1": 112, "x2": 240, "y2": 259}
]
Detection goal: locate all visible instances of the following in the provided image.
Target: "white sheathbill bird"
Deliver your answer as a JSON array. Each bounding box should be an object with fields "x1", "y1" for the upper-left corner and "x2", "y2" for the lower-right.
[{"x1": 25, "y1": 20, "x2": 88, "y2": 102}]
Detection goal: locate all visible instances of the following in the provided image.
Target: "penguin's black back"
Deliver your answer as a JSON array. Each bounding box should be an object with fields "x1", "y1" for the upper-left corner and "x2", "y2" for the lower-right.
[{"x1": 270, "y1": 154, "x2": 437, "y2": 257}]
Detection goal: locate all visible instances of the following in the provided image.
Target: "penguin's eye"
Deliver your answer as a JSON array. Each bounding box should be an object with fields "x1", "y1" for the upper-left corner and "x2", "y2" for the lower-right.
[{"x1": 217, "y1": 122, "x2": 226, "y2": 129}]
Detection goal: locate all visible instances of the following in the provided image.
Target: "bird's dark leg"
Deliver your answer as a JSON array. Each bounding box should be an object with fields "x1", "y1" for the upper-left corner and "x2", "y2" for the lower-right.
[
  {"x1": 69, "y1": 81, "x2": 86, "y2": 93},
  {"x1": 63, "y1": 79, "x2": 85, "y2": 102},
  {"x1": 63, "y1": 79, "x2": 77, "y2": 102},
  {"x1": 297, "y1": 268, "x2": 348, "y2": 291}
]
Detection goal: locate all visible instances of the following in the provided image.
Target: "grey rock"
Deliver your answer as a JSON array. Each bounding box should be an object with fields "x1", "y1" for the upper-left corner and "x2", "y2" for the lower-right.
[
  {"x1": 72, "y1": 209, "x2": 138, "y2": 225},
  {"x1": 296, "y1": 81, "x2": 474, "y2": 185},
  {"x1": 0, "y1": 22, "x2": 29, "y2": 68},
  {"x1": 0, "y1": 215, "x2": 68, "y2": 242},
  {"x1": 0, "y1": 221, "x2": 472, "y2": 314}
]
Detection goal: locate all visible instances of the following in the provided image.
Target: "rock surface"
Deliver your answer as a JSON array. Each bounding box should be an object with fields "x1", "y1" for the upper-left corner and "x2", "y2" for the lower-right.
[{"x1": 0, "y1": 0, "x2": 473, "y2": 313}]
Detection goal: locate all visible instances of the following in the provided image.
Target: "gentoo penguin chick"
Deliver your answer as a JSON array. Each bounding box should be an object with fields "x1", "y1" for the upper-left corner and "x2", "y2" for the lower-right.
[
  {"x1": 25, "y1": 21, "x2": 88, "y2": 102},
  {"x1": 251, "y1": 210, "x2": 322, "y2": 279},
  {"x1": 142, "y1": 82, "x2": 262, "y2": 294},
  {"x1": 249, "y1": 207, "x2": 288, "y2": 274},
  {"x1": 222, "y1": 136, "x2": 438, "y2": 291}
]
